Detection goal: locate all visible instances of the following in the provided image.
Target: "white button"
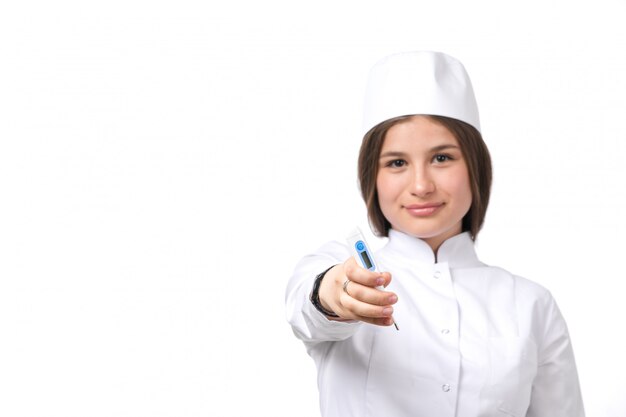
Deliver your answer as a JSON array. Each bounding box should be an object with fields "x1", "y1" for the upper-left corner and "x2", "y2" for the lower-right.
[
  {"x1": 441, "y1": 329, "x2": 450, "y2": 335},
  {"x1": 442, "y1": 384, "x2": 451, "y2": 392},
  {"x1": 433, "y1": 271, "x2": 441, "y2": 279}
]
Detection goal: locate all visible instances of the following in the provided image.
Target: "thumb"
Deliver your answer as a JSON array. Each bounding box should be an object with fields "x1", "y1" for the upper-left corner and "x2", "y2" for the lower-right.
[{"x1": 380, "y1": 271, "x2": 392, "y2": 288}]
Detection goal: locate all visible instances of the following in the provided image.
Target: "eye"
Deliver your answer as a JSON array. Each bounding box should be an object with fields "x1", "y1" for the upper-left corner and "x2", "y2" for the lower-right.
[
  {"x1": 433, "y1": 154, "x2": 453, "y2": 163},
  {"x1": 386, "y1": 159, "x2": 406, "y2": 168}
]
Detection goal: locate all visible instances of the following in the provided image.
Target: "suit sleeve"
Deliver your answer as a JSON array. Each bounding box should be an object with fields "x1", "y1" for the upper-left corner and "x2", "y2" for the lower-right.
[
  {"x1": 285, "y1": 241, "x2": 363, "y2": 348},
  {"x1": 527, "y1": 293, "x2": 585, "y2": 417}
]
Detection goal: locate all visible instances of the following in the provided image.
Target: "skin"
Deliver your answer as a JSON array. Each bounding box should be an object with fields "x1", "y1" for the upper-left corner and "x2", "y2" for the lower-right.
[
  {"x1": 376, "y1": 115, "x2": 472, "y2": 253},
  {"x1": 319, "y1": 115, "x2": 473, "y2": 326}
]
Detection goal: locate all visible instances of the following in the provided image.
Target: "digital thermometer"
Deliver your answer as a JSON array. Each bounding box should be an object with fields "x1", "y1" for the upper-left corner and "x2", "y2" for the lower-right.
[{"x1": 347, "y1": 228, "x2": 399, "y2": 330}]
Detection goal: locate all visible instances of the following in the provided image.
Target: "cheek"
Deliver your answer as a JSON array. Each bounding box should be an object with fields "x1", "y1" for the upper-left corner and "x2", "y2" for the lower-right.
[
  {"x1": 376, "y1": 173, "x2": 399, "y2": 205},
  {"x1": 447, "y1": 168, "x2": 473, "y2": 209},
  {"x1": 376, "y1": 174, "x2": 397, "y2": 221}
]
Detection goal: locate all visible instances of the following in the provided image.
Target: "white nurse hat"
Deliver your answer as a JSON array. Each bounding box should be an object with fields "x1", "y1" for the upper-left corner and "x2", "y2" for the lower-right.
[{"x1": 362, "y1": 51, "x2": 481, "y2": 135}]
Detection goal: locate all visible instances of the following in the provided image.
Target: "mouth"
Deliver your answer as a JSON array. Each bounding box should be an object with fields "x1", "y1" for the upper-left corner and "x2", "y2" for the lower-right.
[{"x1": 403, "y1": 203, "x2": 444, "y2": 217}]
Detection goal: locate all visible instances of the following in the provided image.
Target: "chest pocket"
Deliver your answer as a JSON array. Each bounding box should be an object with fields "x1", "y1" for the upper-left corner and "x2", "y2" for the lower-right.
[{"x1": 481, "y1": 337, "x2": 538, "y2": 417}]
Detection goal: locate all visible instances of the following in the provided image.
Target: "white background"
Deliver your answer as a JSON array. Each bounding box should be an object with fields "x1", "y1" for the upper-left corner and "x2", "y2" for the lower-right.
[{"x1": 1, "y1": 1, "x2": 625, "y2": 416}]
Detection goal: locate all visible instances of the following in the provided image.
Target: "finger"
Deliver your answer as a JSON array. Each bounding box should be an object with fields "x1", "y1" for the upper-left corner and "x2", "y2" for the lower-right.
[
  {"x1": 343, "y1": 257, "x2": 386, "y2": 288},
  {"x1": 343, "y1": 280, "x2": 398, "y2": 306},
  {"x1": 361, "y1": 316, "x2": 395, "y2": 327},
  {"x1": 339, "y1": 292, "x2": 395, "y2": 319},
  {"x1": 334, "y1": 314, "x2": 394, "y2": 327}
]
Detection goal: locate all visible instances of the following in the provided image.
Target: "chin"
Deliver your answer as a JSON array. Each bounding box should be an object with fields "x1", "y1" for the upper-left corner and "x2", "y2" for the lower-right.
[{"x1": 393, "y1": 221, "x2": 462, "y2": 242}]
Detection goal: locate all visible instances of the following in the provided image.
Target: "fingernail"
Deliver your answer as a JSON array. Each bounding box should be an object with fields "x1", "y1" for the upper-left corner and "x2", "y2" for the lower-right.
[
  {"x1": 375, "y1": 277, "x2": 384, "y2": 286},
  {"x1": 388, "y1": 295, "x2": 398, "y2": 304},
  {"x1": 382, "y1": 307, "x2": 393, "y2": 316}
]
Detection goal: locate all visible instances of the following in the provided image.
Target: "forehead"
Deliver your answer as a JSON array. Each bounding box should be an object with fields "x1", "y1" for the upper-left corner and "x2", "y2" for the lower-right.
[{"x1": 382, "y1": 116, "x2": 458, "y2": 151}]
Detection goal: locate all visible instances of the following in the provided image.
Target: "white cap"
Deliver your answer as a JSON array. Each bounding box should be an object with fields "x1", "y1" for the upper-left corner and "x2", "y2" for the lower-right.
[{"x1": 362, "y1": 51, "x2": 480, "y2": 135}]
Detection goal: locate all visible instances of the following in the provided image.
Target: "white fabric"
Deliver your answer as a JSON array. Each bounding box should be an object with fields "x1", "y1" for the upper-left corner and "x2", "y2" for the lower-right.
[
  {"x1": 285, "y1": 230, "x2": 584, "y2": 417},
  {"x1": 362, "y1": 51, "x2": 481, "y2": 135}
]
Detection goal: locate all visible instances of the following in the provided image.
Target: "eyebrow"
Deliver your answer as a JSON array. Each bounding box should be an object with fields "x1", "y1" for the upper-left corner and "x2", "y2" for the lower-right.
[{"x1": 379, "y1": 144, "x2": 460, "y2": 158}]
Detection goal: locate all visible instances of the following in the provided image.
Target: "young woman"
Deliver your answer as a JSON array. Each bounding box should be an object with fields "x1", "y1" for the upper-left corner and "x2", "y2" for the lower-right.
[{"x1": 285, "y1": 51, "x2": 584, "y2": 417}]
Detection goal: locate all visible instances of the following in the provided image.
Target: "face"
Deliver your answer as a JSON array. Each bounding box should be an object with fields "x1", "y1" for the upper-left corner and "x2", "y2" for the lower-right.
[{"x1": 376, "y1": 116, "x2": 472, "y2": 252}]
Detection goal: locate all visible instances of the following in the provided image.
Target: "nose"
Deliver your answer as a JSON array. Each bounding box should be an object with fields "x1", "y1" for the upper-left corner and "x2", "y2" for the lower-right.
[{"x1": 410, "y1": 167, "x2": 435, "y2": 197}]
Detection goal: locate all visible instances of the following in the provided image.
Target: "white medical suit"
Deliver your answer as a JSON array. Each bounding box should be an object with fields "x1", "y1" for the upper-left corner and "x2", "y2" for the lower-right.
[{"x1": 286, "y1": 230, "x2": 584, "y2": 417}]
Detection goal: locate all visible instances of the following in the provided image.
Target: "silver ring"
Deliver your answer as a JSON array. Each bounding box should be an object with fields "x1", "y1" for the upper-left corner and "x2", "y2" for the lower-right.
[{"x1": 342, "y1": 279, "x2": 351, "y2": 294}]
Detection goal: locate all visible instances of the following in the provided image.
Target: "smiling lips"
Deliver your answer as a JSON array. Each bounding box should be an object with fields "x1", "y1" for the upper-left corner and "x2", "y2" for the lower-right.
[{"x1": 404, "y1": 203, "x2": 444, "y2": 217}]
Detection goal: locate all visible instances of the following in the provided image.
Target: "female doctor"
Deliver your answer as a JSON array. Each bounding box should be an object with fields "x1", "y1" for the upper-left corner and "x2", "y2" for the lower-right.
[{"x1": 285, "y1": 51, "x2": 584, "y2": 417}]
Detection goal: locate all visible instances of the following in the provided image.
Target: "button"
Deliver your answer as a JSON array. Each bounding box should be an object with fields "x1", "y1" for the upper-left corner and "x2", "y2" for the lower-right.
[
  {"x1": 441, "y1": 329, "x2": 450, "y2": 335},
  {"x1": 433, "y1": 271, "x2": 441, "y2": 279},
  {"x1": 442, "y1": 384, "x2": 451, "y2": 392}
]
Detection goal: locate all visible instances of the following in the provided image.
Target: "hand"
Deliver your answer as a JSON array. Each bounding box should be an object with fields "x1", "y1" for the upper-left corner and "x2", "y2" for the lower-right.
[{"x1": 318, "y1": 257, "x2": 398, "y2": 326}]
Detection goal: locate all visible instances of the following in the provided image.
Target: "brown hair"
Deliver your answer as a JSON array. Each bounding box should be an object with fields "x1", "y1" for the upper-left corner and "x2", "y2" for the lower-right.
[{"x1": 357, "y1": 115, "x2": 492, "y2": 240}]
